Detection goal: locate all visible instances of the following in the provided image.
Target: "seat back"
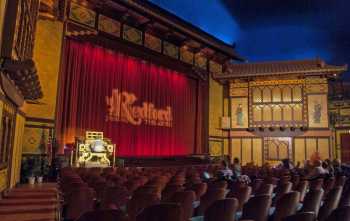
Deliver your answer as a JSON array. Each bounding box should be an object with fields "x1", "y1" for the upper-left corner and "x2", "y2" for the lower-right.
[
  {"x1": 318, "y1": 186, "x2": 343, "y2": 221},
  {"x1": 325, "y1": 206, "x2": 350, "y2": 221},
  {"x1": 335, "y1": 176, "x2": 346, "y2": 187},
  {"x1": 300, "y1": 189, "x2": 324, "y2": 217},
  {"x1": 274, "y1": 182, "x2": 293, "y2": 203},
  {"x1": 208, "y1": 180, "x2": 228, "y2": 190},
  {"x1": 296, "y1": 180, "x2": 309, "y2": 202},
  {"x1": 241, "y1": 194, "x2": 271, "y2": 221},
  {"x1": 310, "y1": 178, "x2": 324, "y2": 191},
  {"x1": 76, "y1": 209, "x2": 127, "y2": 221},
  {"x1": 100, "y1": 186, "x2": 130, "y2": 209},
  {"x1": 323, "y1": 177, "x2": 336, "y2": 196},
  {"x1": 127, "y1": 193, "x2": 160, "y2": 221},
  {"x1": 228, "y1": 185, "x2": 252, "y2": 211},
  {"x1": 339, "y1": 186, "x2": 350, "y2": 207},
  {"x1": 291, "y1": 175, "x2": 300, "y2": 190},
  {"x1": 251, "y1": 179, "x2": 263, "y2": 194},
  {"x1": 282, "y1": 212, "x2": 315, "y2": 221},
  {"x1": 273, "y1": 191, "x2": 300, "y2": 221},
  {"x1": 196, "y1": 188, "x2": 226, "y2": 215},
  {"x1": 65, "y1": 187, "x2": 95, "y2": 220},
  {"x1": 204, "y1": 198, "x2": 239, "y2": 221},
  {"x1": 167, "y1": 191, "x2": 196, "y2": 221},
  {"x1": 189, "y1": 183, "x2": 207, "y2": 201},
  {"x1": 161, "y1": 185, "x2": 184, "y2": 202},
  {"x1": 136, "y1": 203, "x2": 183, "y2": 221},
  {"x1": 256, "y1": 184, "x2": 274, "y2": 196}
]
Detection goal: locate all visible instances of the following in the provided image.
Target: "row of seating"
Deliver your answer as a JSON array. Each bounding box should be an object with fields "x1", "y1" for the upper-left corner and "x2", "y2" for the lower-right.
[{"x1": 59, "y1": 166, "x2": 350, "y2": 221}]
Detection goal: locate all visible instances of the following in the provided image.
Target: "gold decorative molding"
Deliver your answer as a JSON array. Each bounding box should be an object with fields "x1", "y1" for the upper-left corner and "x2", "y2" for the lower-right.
[
  {"x1": 144, "y1": 33, "x2": 161, "y2": 53},
  {"x1": 230, "y1": 82, "x2": 249, "y2": 88},
  {"x1": 305, "y1": 84, "x2": 328, "y2": 94},
  {"x1": 230, "y1": 88, "x2": 248, "y2": 97},
  {"x1": 98, "y1": 15, "x2": 121, "y2": 37},
  {"x1": 305, "y1": 77, "x2": 327, "y2": 84},
  {"x1": 69, "y1": 2, "x2": 96, "y2": 28},
  {"x1": 249, "y1": 79, "x2": 305, "y2": 86},
  {"x1": 180, "y1": 47, "x2": 194, "y2": 65},
  {"x1": 209, "y1": 60, "x2": 222, "y2": 74}
]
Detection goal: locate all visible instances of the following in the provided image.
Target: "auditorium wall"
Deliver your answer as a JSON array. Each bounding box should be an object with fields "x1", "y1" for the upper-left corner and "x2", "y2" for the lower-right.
[
  {"x1": 24, "y1": 19, "x2": 63, "y2": 120},
  {"x1": 22, "y1": 18, "x2": 63, "y2": 154},
  {"x1": 219, "y1": 77, "x2": 335, "y2": 166},
  {"x1": 0, "y1": 93, "x2": 5, "y2": 191},
  {"x1": 0, "y1": 0, "x2": 6, "y2": 52},
  {"x1": 209, "y1": 76, "x2": 228, "y2": 157},
  {"x1": 9, "y1": 113, "x2": 26, "y2": 187},
  {"x1": 0, "y1": 87, "x2": 25, "y2": 191}
]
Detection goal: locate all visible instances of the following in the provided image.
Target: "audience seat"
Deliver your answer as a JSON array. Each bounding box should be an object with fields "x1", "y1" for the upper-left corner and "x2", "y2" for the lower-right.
[
  {"x1": 136, "y1": 203, "x2": 183, "y2": 221},
  {"x1": 204, "y1": 198, "x2": 239, "y2": 221}
]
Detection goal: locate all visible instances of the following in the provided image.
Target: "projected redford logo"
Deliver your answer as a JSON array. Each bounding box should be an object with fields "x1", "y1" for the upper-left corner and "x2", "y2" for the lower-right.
[{"x1": 106, "y1": 89, "x2": 173, "y2": 127}]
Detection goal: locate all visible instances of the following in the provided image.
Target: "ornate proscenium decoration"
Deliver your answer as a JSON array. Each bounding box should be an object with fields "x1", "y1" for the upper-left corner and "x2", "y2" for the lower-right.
[{"x1": 76, "y1": 131, "x2": 116, "y2": 167}]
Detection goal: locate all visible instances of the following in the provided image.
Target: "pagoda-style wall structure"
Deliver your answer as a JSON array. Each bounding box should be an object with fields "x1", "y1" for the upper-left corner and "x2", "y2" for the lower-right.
[
  {"x1": 212, "y1": 59, "x2": 347, "y2": 165},
  {"x1": 329, "y1": 81, "x2": 350, "y2": 163}
]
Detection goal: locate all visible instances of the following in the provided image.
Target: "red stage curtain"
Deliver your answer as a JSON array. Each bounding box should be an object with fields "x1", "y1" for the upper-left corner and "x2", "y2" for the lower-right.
[{"x1": 56, "y1": 39, "x2": 201, "y2": 157}]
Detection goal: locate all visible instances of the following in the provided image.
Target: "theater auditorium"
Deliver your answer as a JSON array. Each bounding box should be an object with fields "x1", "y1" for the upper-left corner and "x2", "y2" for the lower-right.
[{"x1": 0, "y1": 0, "x2": 350, "y2": 221}]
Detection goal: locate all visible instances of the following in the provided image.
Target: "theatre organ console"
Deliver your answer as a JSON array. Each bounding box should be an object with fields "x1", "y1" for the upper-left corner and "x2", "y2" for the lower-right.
[{"x1": 75, "y1": 131, "x2": 116, "y2": 167}]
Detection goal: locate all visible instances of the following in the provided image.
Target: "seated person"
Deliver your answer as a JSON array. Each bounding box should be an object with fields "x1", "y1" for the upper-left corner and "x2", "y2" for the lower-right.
[
  {"x1": 233, "y1": 157, "x2": 242, "y2": 177},
  {"x1": 278, "y1": 158, "x2": 294, "y2": 170},
  {"x1": 333, "y1": 159, "x2": 343, "y2": 176},
  {"x1": 307, "y1": 160, "x2": 328, "y2": 179},
  {"x1": 218, "y1": 160, "x2": 233, "y2": 178}
]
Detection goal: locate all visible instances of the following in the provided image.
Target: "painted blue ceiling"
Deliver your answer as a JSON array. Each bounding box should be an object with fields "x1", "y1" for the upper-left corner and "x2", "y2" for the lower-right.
[{"x1": 149, "y1": 0, "x2": 350, "y2": 79}]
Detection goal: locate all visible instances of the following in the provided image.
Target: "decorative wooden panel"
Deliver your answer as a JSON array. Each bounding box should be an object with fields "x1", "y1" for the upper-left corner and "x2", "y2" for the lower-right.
[
  {"x1": 229, "y1": 82, "x2": 248, "y2": 97},
  {"x1": 0, "y1": 101, "x2": 16, "y2": 169},
  {"x1": 23, "y1": 127, "x2": 50, "y2": 154},
  {"x1": 98, "y1": 15, "x2": 120, "y2": 37},
  {"x1": 231, "y1": 97, "x2": 248, "y2": 128},
  {"x1": 294, "y1": 138, "x2": 306, "y2": 164},
  {"x1": 231, "y1": 138, "x2": 262, "y2": 166},
  {"x1": 123, "y1": 24, "x2": 142, "y2": 45},
  {"x1": 180, "y1": 48, "x2": 194, "y2": 64},
  {"x1": 209, "y1": 140, "x2": 223, "y2": 157},
  {"x1": 194, "y1": 53, "x2": 207, "y2": 70},
  {"x1": 0, "y1": 169, "x2": 8, "y2": 191},
  {"x1": 307, "y1": 94, "x2": 328, "y2": 128},
  {"x1": 249, "y1": 83, "x2": 306, "y2": 127},
  {"x1": 144, "y1": 33, "x2": 161, "y2": 52},
  {"x1": 252, "y1": 139, "x2": 263, "y2": 166},
  {"x1": 231, "y1": 139, "x2": 241, "y2": 162},
  {"x1": 9, "y1": 113, "x2": 25, "y2": 187},
  {"x1": 264, "y1": 137, "x2": 292, "y2": 161},
  {"x1": 69, "y1": 2, "x2": 96, "y2": 28},
  {"x1": 221, "y1": 116, "x2": 231, "y2": 129},
  {"x1": 306, "y1": 138, "x2": 317, "y2": 160},
  {"x1": 12, "y1": 0, "x2": 40, "y2": 60},
  {"x1": 163, "y1": 41, "x2": 178, "y2": 59},
  {"x1": 318, "y1": 138, "x2": 330, "y2": 159},
  {"x1": 209, "y1": 60, "x2": 222, "y2": 73},
  {"x1": 242, "y1": 138, "x2": 252, "y2": 165}
]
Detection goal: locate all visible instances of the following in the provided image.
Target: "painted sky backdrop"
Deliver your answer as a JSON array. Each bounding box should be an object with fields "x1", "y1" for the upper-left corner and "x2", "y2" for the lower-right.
[{"x1": 149, "y1": 0, "x2": 350, "y2": 79}]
